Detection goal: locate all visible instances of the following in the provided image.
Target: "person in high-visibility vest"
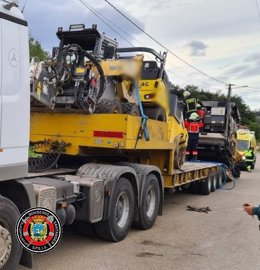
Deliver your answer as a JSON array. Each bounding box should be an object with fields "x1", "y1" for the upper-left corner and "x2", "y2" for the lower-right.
[
  {"x1": 184, "y1": 112, "x2": 203, "y2": 161},
  {"x1": 183, "y1": 90, "x2": 198, "y2": 118},
  {"x1": 245, "y1": 147, "x2": 255, "y2": 172}
]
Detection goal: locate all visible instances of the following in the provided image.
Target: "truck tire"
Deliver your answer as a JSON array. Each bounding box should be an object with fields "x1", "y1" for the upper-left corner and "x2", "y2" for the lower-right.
[
  {"x1": 133, "y1": 174, "x2": 160, "y2": 230},
  {"x1": 216, "y1": 168, "x2": 224, "y2": 189},
  {"x1": 190, "y1": 181, "x2": 200, "y2": 194},
  {"x1": 73, "y1": 221, "x2": 97, "y2": 238},
  {"x1": 0, "y1": 196, "x2": 22, "y2": 270},
  {"x1": 211, "y1": 173, "x2": 217, "y2": 192},
  {"x1": 95, "y1": 178, "x2": 134, "y2": 242},
  {"x1": 143, "y1": 107, "x2": 166, "y2": 122},
  {"x1": 232, "y1": 165, "x2": 241, "y2": 178},
  {"x1": 200, "y1": 176, "x2": 211, "y2": 195}
]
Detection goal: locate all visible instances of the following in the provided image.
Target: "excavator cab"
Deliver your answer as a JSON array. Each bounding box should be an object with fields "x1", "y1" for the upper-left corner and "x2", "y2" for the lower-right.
[{"x1": 56, "y1": 24, "x2": 117, "y2": 59}]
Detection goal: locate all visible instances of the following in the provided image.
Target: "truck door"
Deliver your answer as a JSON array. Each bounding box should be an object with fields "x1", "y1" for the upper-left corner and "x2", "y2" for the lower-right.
[
  {"x1": 0, "y1": 18, "x2": 2, "y2": 148},
  {"x1": 0, "y1": 8, "x2": 29, "y2": 179}
]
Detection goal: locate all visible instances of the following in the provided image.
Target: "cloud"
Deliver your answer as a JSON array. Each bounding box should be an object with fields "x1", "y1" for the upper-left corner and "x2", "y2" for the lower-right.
[
  {"x1": 244, "y1": 53, "x2": 260, "y2": 63},
  {"x1": 23, "y1": 0, "x2": 144, "y2": 52},
  {"x1": 238, "y1": 66, "x2": 260, "y2": 79},
  {"x1": 226, "y1": 65, "x2": 248, "y2": 75},
  {"x1": 187, "y1": 41, "x2": 208, "y2": 56},
  {"x1": 148, "y1": 0, "x2": 174, "y2": 9},
  {"x1": 19, "y1": 0, "x2": 260, "y2": 109},
  {"x1": 223, "y1": 52, "x2": 260, "y2": 80}
]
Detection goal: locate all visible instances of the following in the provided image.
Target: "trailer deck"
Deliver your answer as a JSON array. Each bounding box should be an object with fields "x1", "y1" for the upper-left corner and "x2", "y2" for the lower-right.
[{"x1": 164, "y1": 161, "x2": 222, "y2": 188}]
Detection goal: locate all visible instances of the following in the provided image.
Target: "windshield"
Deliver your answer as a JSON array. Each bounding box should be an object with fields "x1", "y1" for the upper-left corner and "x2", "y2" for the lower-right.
[{"x1": 237, "y1": 140, "x2": 249, "y2": 151}]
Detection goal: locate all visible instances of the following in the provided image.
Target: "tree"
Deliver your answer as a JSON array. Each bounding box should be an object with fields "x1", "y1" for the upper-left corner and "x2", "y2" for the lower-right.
[{"x1": 29, "y1": 37, "x2": 49, "y2": 61}]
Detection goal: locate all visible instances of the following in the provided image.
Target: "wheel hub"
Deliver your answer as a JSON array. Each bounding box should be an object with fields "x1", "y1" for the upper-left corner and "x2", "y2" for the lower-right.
[
  {"x1": 208, "y1": 177, "x2": 212, "y2": 191},
  {"x1": 145, "y1": 187, "x2": 156, "y2": 218},
  {"x1": 115, "y1": 192, "x2": 130, "y2": 228},
  {"x1": 116, "y1": 200, "x2": 123, "y2": 218},
  {"x1": 0, "y1": 225, "x2": 12, "y2": 268},
  {"x1": 213, "y1": 175, "x2": 217, "y2": 187}
]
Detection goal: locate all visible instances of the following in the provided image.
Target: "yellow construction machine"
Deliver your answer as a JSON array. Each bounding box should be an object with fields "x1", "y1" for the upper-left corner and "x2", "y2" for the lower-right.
[
  {"x1": 117, "y1": 47, "x2": 170, "y2": 121},
  {"x1": 117, "y1": 47, "x2": 188, "y2": 167},
  {"x1": 30, "y1": 25, "x2": 188, "y2": 175},
  {"x1": 31, "y1": 24, "x2": 143, "y2": 115}
]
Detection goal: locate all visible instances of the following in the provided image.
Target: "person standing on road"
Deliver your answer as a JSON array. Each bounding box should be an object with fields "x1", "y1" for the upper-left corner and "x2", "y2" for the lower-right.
[{"x1": 244, "y1": 204, "x2": 260, "y2": 220}]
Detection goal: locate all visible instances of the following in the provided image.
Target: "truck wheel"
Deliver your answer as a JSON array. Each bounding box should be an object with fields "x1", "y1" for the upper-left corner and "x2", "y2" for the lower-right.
[
  {"x1": 95, "y1": 178, "x2": 134, "y2": 242},
  {"x1": 232, "y1": 165, "x2": 241, "y2": 178},
  {"x1": 0, "y1": 196, "x2": 22, "y2": 270},
  {"x1": 73, "y1": 221, "x2": 97, "y2": 238},
  {"x1": 211, "y1": 173, "x2": 217, "y2": 192},
  {"x1": 134, "y1": 174, "x2": 160, "y2": 230},
  {"x1": 200, "y1": 176, "x2": 211, "y2": 195},
  {"x1": 216, "y1": 168, "x2": 224, "y2": 189},
  {"x1": 190, "y1": 181, "x2": 200, "y2": 194}
]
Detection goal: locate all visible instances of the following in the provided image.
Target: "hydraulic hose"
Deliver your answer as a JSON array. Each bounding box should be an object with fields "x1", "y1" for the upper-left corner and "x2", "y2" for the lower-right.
[
  {"x1": 83, "y1": 50, "x2": 105, "y2": 101},
  {"x1": 51, "y1": 44, "x2": 106, "y2": 103},
  {"x1": 189, "y1": 159, "x2": 236, "y2": 190}
]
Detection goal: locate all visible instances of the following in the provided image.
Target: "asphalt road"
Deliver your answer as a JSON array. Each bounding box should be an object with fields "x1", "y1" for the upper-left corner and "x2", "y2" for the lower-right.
[{"x1": 19, "y1": 156, "x2": 260, "y2": 270}]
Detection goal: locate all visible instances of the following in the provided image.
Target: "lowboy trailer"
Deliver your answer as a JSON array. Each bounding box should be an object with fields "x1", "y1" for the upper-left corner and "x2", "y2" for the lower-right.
[{"x1": 0, "y1": 2, "x2": 228, "y2": 269}]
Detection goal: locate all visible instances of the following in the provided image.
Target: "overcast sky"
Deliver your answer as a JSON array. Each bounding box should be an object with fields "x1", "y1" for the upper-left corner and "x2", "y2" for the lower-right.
[{"x1": 21, "y1": 0, "x2": 260, "y2": 110}]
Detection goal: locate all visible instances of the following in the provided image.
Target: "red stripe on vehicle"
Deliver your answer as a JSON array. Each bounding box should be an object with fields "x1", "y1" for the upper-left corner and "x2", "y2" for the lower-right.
[{"x1": 93, "y1": 131, "x2": 124, "y2": 138}]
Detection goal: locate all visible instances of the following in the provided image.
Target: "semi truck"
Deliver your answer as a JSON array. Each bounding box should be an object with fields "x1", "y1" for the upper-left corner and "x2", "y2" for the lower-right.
[{"x1": 0, "y1": 1, "x2": 227, "y2": 269}]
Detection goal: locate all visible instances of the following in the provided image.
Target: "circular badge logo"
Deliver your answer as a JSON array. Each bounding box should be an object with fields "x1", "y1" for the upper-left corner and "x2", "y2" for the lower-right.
[{"x1": 16, "y1": 207, "x2": 62, "y2": 253}]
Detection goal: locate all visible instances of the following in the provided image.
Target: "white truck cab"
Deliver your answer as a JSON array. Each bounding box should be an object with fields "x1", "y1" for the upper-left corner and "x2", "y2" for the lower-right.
[{"x1": 0, "y1": 0, "x2": 30, "y2": 181}]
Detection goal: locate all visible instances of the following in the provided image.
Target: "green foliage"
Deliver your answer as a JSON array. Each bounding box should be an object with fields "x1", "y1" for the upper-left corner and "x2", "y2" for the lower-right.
[
  {"x1": 254, "y1": 111, "x2": 260, "y2": 141},
  {"x1": 172, "y1": 84, "x2": 260, "y2": 139},
  {"x1": 29, "y1": 37, "x2": 49, "y2": 61}
]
